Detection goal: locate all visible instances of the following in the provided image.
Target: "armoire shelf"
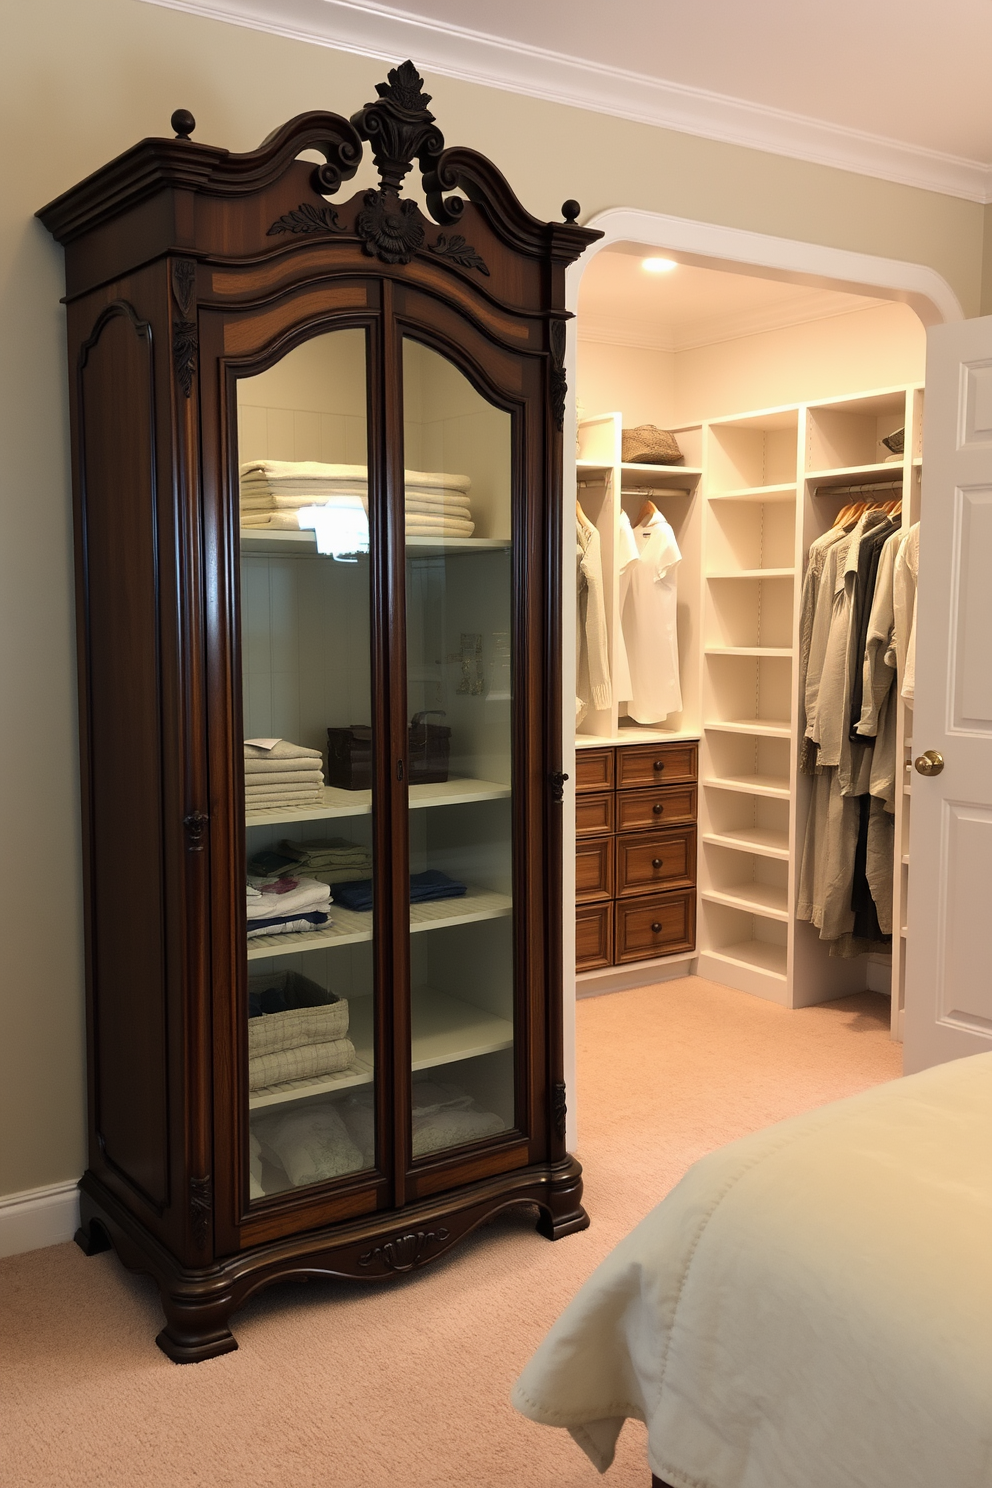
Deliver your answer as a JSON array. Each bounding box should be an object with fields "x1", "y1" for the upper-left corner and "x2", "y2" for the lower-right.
[
  {"x1": 41, "y1": 64, "x2": 600, "y2": 1362},
  {"x1": 249, "y1": 988, "x2": 514, "y2": 1113},
  {"x1": 245, "y1": 777, "x2": 512, "y2": 826},
  {"x1": 247, "y1": 887, "x2": 514, "y2": 958}
]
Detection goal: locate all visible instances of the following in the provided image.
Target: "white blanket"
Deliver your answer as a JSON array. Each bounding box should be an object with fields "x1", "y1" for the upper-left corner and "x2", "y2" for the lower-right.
[{"x1": 513, "y1": 1053, "x2": 992, "y2": 1488}]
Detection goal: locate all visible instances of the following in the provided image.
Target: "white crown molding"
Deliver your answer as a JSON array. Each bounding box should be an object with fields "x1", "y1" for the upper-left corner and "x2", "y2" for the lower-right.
[
  {"x1": 569, "y1": 209, "x2": 965, "y2": 329},
  {"x1": 0, "y1": 1180, "x2": 79, "y2": 1258},
  {"x1": 138, "y1": 0, "x2": 992, "y2": 203},
  {"x1": 578, "y1": 290, "x2": 891, "y2": 354}
]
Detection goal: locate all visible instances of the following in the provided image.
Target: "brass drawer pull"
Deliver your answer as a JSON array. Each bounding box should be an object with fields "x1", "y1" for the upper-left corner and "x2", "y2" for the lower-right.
[
  {"x1": 653, "y1": 759, "x2": 665, "y2": 771},
  {"x1": 652, "y1": 858, "x2": 663, "y2": 868},
  {"x1": 652, "y1": 802, "x2": 663, "y2": 814},
  {"x1": 651, "y1": 921, "x2": 662, "y2": 933}
]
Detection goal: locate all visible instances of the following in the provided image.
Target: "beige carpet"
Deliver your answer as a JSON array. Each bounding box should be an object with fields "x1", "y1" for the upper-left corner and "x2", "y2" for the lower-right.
[{"x1": 0, "y1": 979, "x2": 902, "y2": 1488}]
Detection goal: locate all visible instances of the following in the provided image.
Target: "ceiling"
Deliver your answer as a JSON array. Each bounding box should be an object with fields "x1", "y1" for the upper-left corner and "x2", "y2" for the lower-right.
[
  {"x1": 578, "y1": 247, "x2": 890, "y2": 351},
  {"x1": 147, "y1": 0, "x2": 992, "y2": 201}
]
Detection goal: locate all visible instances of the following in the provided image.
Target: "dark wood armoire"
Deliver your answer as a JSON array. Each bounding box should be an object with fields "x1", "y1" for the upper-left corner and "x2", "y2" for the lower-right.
[{"x1": 38, "y1": 63, "x2": 600, "y2": 1361}]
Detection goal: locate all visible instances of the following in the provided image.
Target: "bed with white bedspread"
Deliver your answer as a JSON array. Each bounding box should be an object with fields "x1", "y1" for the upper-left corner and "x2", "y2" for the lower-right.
[{"x1": 513, "y1": 1053, "x2": 992, "y2": 1488}]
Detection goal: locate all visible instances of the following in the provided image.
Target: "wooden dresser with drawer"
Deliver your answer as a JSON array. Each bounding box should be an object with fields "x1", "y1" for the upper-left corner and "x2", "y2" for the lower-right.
[{"x1": 575, "y1": 740, "x2": 698, "y2": 971}]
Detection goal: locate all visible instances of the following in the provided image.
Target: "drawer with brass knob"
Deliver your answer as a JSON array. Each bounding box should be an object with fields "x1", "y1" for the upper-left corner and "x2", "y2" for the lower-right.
[
  {"x1": 616, "y1": 784, "x2": 697, "y2": 832},
  {"x1": 616, "y1": 826, "x2": 696, "y2": 897},
  {"x1": 614, "y1": 888, "x2": 695, "y2": 963},
  {"x1": 616, "y1": 741, "x2": 697, "y2": 790}
]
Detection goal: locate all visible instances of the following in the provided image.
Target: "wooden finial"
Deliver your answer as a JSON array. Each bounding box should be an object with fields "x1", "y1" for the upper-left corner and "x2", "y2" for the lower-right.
[
  {"x1": 171, "y1": 109, "x2": 196, "y2": 140},
  {"x1": 561, "y1": 200, "x2": 581, "y2": 223}
]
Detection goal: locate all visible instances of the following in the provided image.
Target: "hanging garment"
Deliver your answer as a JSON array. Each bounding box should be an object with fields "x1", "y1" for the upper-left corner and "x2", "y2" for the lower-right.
[
  {"x1": 798, "y1": 524, "x2": 847, "y2": 775},
  {"x1": 892, "y1": 523, "x2": 920, "y2": 702},
  {"x1": 617, "y1": 509, "x2": 682, "y2": 725},
  {"x1": 576, "y1": 512, "x2": 611, "y2": 723},
  {"x1": 848, "y1": 518, "x2": 897, "y2": 739}
]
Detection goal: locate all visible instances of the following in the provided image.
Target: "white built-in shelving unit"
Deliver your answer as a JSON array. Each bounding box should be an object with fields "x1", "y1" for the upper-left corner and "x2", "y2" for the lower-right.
[{"x1": 574, "y1": 387, "x2": 922, "y2": 1034}]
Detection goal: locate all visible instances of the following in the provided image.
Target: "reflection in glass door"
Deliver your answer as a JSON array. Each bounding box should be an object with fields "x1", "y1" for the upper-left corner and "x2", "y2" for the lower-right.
[
  {"x1": 235, "y1": 327, "x2": 380, "y2": 1199},
  {"x1": 402, "y1": 339, "x2": 516, "y2": 1160}
]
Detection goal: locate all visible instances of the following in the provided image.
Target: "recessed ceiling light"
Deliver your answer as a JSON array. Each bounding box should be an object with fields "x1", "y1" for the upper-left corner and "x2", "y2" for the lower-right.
[{"x1": 642, "y1": 257, "x2": 677, "y2": 273}]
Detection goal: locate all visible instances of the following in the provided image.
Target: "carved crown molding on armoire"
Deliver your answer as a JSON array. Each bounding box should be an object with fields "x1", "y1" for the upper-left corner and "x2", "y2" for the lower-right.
[{"x1": 39, "y1": 63, "x2": 600, "y2": 1361}]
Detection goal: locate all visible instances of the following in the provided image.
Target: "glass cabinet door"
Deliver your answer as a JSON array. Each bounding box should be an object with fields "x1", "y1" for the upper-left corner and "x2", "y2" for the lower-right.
[
  {"x1": 402, "y1": 339, "x2": 516, "y2": 1160},
  {"x1": 235, "y1": 327, "x2": 380, "y2": 1200}
]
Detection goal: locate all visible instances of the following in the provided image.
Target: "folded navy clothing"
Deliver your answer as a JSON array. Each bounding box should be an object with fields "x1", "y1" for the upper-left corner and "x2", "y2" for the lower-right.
[
  {"x1": 246, "y1": 909, "x2": 330, "y2": 933},
  {"x1": 331, "y1": 869, "x2": 467, "y2": 913}
]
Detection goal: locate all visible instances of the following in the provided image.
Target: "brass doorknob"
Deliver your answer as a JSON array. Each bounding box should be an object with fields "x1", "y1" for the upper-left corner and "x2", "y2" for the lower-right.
[{"x1": 914, "y1": 750, "x2": 944, "y2": 777}]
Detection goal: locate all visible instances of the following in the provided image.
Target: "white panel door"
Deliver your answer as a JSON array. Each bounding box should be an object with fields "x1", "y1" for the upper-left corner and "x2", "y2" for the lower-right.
[{"x1": 904, "y1": 314, "x2": 992, "y2": 1073}]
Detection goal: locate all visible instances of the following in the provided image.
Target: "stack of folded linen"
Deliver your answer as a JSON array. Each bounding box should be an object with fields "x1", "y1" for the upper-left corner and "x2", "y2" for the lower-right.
[
  {"x1": 404, "y1": 470, "x2": 474, "y2": 537},
  {"x1": 239, "y1": 460, "x2": 474, "y2": 539},
  {"x1": 239, "y1": 461, "x2": 369, "y2": 531},
  {"x1": 246, "y1": 874, "x2": 332, "y2": 940},
  {"x1": 251, "y1": 1105, "x2": 365, "y2": 1187},
  {"x1": 247, "y1": 969, "x2": 354, "y2": 1092},
  {"x1": 340, "y1": 1079, "x2": 505, "y2": 1166},
  {"x1": 330, "y1": 867, "x2": 466, "y2": 914},
  {"x1": 244, "y1": 739, "x2": 324, "y2": 812}
]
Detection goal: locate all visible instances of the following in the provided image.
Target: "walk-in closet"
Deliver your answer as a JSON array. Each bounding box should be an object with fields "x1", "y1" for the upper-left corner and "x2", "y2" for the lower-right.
[{"x1": 571, "y1": 247, "x2": 925, "y2": 1037}]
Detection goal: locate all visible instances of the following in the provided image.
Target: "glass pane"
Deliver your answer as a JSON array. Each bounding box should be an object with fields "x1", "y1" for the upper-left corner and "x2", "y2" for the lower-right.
[
  {"x1": 236, "y1": 328, "x2": 378, "y2": 1199},
  {"x1": 402, "y1": 339, "x2": 515, "y2": 1160}
]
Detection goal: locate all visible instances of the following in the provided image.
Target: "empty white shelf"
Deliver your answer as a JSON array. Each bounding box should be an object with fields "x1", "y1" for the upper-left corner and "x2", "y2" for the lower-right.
[
  {"x1": 704, "y1": 940, "x2": 788, "y2": 979},
  {"x1": 706, "y1": 568, "x2": 795, "y2": 580},
  {"x1": 705, "y1": 718, "x2": 791, "y2": 739},
  {"x1": 246, "y1": 885, "x2": 512, "y2": 959},
  {"x1": 248, "y1": 987, "x2": 513, "y2": 1110},
  {"x1": 704, "y1": 773, "x2": 791, "y2": 800},
  {"x1": 701, "y1": 828, "x2": 790, "y2": 861},
  {"x1": 245, "y1": 776, "x2": 511, "y2": 826},
  {"x1": 806, "y1": 462, "x2": 903, "y2": 489},
  {"x1": 705, "y1": 646, "x2": 792, "y2": 658},
  {"x1": 701, "y1": 883, "x2": 790, "y2": 921},
  {"x1": 706, "y1": 483, "x2": 796, "y2": 503}
]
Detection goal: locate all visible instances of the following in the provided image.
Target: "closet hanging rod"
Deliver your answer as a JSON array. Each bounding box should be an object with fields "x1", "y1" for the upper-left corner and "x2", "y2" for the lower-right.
[
  {"x1": 815, "y1": 479, "x2": 903, "y2": 498},
  {"x1": 620, "y1": 486, "x2": 689, "y2": 497}
]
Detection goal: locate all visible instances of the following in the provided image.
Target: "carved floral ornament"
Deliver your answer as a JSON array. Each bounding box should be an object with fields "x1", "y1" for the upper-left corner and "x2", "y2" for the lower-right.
[{"x1": 264, "y1": 62, "x2": 490, "y2": 273}]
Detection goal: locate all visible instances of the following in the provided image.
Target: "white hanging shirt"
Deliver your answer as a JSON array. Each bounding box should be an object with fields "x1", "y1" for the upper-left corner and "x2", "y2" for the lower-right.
[{"x1": 618, "y1": 508, "x2": 682, "y2": 724}]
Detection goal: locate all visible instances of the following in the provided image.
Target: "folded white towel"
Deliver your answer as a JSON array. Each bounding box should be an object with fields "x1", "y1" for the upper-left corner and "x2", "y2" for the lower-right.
[
  {"x1": 405, "y1": 495, "x2": 473, "y2": 514},
  {"x1": 241, "y1": 513, "x2": 306, "y2": 529},
  {"x1": 245, "y1": 740, "x2": 322, "y2": 762},
  {"x1": 239, "y1": 459, "x2": 470, "y2": 492},
  {"x1": 405, "y1": 515, "x2": 475, "y2": 536},
  {"x1": 246, "y1": 875, "x2": 331, "y2": 920}
]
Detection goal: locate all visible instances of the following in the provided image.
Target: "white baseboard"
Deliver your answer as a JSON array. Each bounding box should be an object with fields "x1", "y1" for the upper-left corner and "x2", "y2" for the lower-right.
[{"x1": 0, "y1": 1180, "x2": 81, "y2": 1259}]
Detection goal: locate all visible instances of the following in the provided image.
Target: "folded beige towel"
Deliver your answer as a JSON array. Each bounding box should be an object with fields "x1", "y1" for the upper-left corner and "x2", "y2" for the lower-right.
[
  {"x1": 245, "y1": 756, "x2": 326, "y2": 776},
  {"x1": 248, "y1": 999, "x2": 350, "y2": 1058},
  {"x1": 249, "y1": 1036, "x2": 356, "y2": 1092},
  {"x1": 244, "y1": 740, "x2": 322, "y2": 762},
  {"x1": 245, "y1": 773, "x2": 325, "y2": 791}
]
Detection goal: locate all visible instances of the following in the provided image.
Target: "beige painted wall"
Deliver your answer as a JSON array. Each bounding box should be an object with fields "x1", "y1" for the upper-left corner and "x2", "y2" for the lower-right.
[
  {"x1": 983, "y1": 204, "x2": 992, "y2": 317},
  {"x1": 0, "y1": 0, "x2": 987, "y2": 1201}
]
